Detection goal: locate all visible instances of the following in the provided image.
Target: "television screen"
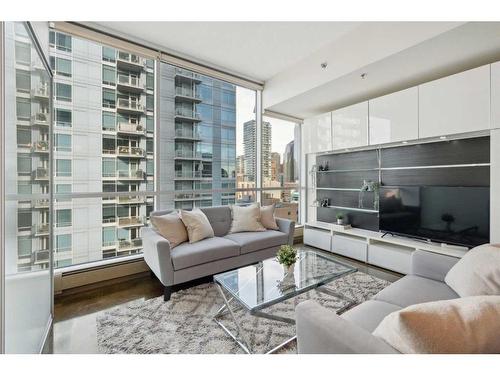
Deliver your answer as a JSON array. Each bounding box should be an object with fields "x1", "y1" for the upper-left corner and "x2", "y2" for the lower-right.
[{"x1": 379, "y1": 186, "x2": 490, "y2": 247}]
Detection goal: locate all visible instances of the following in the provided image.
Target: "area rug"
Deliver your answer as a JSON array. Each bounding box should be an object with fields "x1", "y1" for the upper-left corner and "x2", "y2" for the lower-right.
[{"x1": 96, "y1": 272, "x2": 390, "y2": 354}]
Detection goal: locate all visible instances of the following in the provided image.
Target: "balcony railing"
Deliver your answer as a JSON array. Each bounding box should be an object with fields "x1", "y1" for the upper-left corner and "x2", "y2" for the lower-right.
[
  {"x1": 116, "y1": 52, "x2": 144, "y2": 70},
  {"x1": 117, "y1": 146, "x2": 145, "y2": 158},
  {"x1": 175, "y1": 68, "x2": 202, "y2": 81},
  {"x1": 118, "y1": 238, "x2": 143, "y2": 250},
  {"x1": 175, "y1": 86, "x2": 201, "y2": 101},
  {"x1": 175, "y1": 128, "x2": 201, "y2": 140},
  {"x1": 31, "y1": 85, "x2": 50, "y2": 100},
  {"x1": 34, "y1": 223, "x2": 49, "y2": 236},
  {"x1": 33, "y1": 249, "x2": 50, "y2": 264},
  {"x1": 32, "y1": 167, "x2": 49, "y2": 181},
  {"x1": 117, "y1": 74, "x2": 145, "y2": 92},
  {"x1": 31, "y1": 113, "x2": 50, "y2": 126},
  {"x1": 174, "y1": 149, "x2": 202, "y2": 159},
  {"x1": 117, "y1": 170, "x2": 146, "y2": 180},
  {"x1": 32, "y1": 140, "x2": 49, "y2": 153},
  {"x1": 117, "y1": 123, "x2": 146, "y2": 135},
  {"x1": 118, "y1": 216, "x2": 145, "y2": 228},
  {"x1": 33, "y1": 199, "x2": 49, "y2": 208},
  {"x1": 117, "y1": 98, "x2": 145, "y2": 113},
  {"x1": 118, "y1": 195, "x2": 146, "y2": 204},
  {"x1": 174, "y1": 193, "x2": 213, "y2": 201},
  {"x1": 174, "y1": 108, "x2": 201, "y2": 121},
  {"x1": 175, "y1": 170, "x2": 202, "y2": 179}
]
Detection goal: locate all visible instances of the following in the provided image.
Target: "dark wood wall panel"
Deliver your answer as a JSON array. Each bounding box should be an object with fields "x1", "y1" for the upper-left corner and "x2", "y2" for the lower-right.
[
  {"x1": 381, "y1": 137, "x2": 490, "y2": 168},
  {"x1": 317, "y1": 149, "x2": 378, "y2": 170},
  {"x1": 317, "y1": 170, "x2": 379, "y2": 189},
  {"x1": 317, "y1": 207, "x2": 379, "y2": 231},
  {"x1": 381, "y1": 166, "x2": 489, "y2": 187},
  {"x1": 317, "y1": 190, "x2": 376, "y2": 209}
]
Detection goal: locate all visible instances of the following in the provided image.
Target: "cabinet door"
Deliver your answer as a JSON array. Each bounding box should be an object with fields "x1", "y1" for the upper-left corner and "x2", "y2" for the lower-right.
[
  {"x1": 369, "y1": 87, "x2": 418, "y2": 145},
  {"x1": 332, "y1": 102, "x2": 368, "y2": 150},
  {"x1": 491, "y1": 62, "x2": 500, "y2": 130},
  {"x1": 302, "y1": 112, "x2": 332, "y2": 154},
  {"x1": 419, "y1": 65, "x2": 490, "y2": 138}
]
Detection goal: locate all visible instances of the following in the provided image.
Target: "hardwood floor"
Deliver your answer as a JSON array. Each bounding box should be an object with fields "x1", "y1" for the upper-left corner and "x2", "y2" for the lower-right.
[{"x1": 48, "y1": 245, "x2": 401, "y2": 354}]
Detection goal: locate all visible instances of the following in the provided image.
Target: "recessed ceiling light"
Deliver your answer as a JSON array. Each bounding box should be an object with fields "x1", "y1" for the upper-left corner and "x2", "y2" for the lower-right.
[
  {"x1": 440, "y1": 136, "x2": 447, "y2": 140},
  {"x1": 360, "y1": 73, "x2": 367, "y2": 79},
  {"x1": 402, "y1": 141, "x2": 408, "y2": 144},
  {"x1": 320, "y1": 62, "x2": 328, "y2": 69}
]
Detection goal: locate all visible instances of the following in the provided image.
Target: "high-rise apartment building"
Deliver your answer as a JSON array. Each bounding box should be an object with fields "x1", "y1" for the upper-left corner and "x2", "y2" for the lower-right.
[
  {"x1": 270, "y1": 151, "x2": 281, "y2": 183},
  {"x1": 283, "y1": 140, "x2": 295, "y2": 183},
  {"x1": 243, "y1": 120, "x2": 271, "y2": 181}
]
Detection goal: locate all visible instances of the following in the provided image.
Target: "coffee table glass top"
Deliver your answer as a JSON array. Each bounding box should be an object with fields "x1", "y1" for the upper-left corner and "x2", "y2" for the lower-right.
[{"x1": 213, "y1": 249, "x2": 357, "y2": 311}]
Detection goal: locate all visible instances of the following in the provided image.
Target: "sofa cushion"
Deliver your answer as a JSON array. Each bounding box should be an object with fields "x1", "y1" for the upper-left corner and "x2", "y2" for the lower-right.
[
  {"x1": 342, "y1": 300, "x2": 401, "y2": 333},
  {"x1": 170, "y1": 237, "x2": 239, "y2": 270},
  {"x1": 229, "y1": 203, "x2": 266, "y2": 233},
  {"x1": 260, "y1": 204, "x2": 279, "y2": 230},
  {"x1": 179, "y1": 208, "x2": 214, "y2": 244},
  {"x1": 224, "y1": 230, "x2": 288, "y2": 255},
  {"x1": 150, "y1": 211, "x2": 188, "y2": 249},
  {"x1": 373, "y1": 275, "x2": 459, "y2": 308},
  {"x1": 200, "y1": 206, "x2": 232, "y2": 237},
  {"x1": 445, "y1": 243, "x2": 500, "y2": 297}
]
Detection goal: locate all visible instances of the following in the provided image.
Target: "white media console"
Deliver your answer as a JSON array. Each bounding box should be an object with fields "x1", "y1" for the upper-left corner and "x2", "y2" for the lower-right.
[{"x1": 304, "y1": 221, "x2": 467, "y2": 274}]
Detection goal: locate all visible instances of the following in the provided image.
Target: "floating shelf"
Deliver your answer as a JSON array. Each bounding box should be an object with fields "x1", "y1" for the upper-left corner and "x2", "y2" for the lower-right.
[
  {"x1": 316, "y1": 168, "x2": 379, "y2": 173},
  {"x1": 316, "y1": 187, "x2": 361, "y2": 192},
  {"x1": 319, "y1": 205, "x2": 379, "y2": 214}
]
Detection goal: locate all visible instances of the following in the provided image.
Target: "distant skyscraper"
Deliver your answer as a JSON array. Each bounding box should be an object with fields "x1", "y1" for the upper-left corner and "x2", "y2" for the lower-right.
[
  {"x1": 283, "y1": 140, "x2": 295, "y2": 183},
  {"x1": 270, "y1": 152, "x2": 281, "y2": 183},
  {"x1": 243, "y1": 119, "x2": 271, "y2": 181}
]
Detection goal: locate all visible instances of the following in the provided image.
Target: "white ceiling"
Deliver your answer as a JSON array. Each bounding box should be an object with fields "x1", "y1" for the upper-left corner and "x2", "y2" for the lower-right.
[{"x1": 94, "y1": 21, "x2": 360, "y2": 82}]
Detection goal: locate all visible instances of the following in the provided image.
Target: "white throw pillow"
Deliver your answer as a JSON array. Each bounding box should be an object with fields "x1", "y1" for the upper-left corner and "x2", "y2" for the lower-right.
[
  {"x1": 150, "y1": 212, "x2": 188, "y2": 248},
  {"x1": 373, "y1": 296, "x2": 500, "y2": 354},
  {"x1": 445, "y1": 243, "x2": 500, "y2": 297},
  {"x1": 229, "y1": 203, "x2": 266, "y2": 233},
  {"x1": 179, "y1": 208, "x2": 214, "y2": 244},
  {"x1": 260, "y1": 204, "x2": 279, "y2": 230}
]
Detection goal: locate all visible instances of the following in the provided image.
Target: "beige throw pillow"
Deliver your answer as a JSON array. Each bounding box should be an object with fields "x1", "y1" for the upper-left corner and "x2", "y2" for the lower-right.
[
  {"x1": 373, "y1": 296, "x2": 500, "y2": 354},
  {"x1": 445, "y1": 244, "x2": 500, "y2": 297},
  {"x1": 150, "y1": 212, "x2": 188, "y2": 249},
  {"x1": 260, "y1": 204, "x2": 279, "y2": 230},
  {"x1": 179, "y1": 208, "x2": 214, "y2": 244},
  {"x1": 229, "y1": 203, "x2": 266, "y2": 233}
]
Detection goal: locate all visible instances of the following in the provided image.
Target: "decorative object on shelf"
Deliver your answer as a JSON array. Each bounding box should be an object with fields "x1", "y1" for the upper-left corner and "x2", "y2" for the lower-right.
[
  {"x1": 336, "y1": 213, "x2": 345, "y2": 225},
  {"x1": 311, "y1": 198, "x2": 321, "y2": 207},
  {"x1": 441, "y1": 213, "x2": 455, "y2": 232},
  {"x1": 321, "y1": 198, "x2": 329, "y2": 207},
  {"x1": 318, "y1": 161, "x2": 329, "y2": 172},
  {"x1": 309, "y1": 164, "x2": 317, "y2": 187},
  {"x1": 276, "y1": 245, "x2": 298, "y2": 276},
  {"x1": 358, "y1": 180, "x2": 380, "y2": 210}
]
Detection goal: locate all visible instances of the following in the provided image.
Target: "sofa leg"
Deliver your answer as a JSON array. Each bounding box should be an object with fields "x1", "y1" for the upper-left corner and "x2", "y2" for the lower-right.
[{"x1": 163, "y1": 286, "x2": 172, "y2": 302}]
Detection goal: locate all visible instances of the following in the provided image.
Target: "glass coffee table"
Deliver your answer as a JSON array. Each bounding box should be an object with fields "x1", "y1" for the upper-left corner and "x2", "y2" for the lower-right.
[{"x1": 213, "y1": 249, "x2": 357, "y2": 354}]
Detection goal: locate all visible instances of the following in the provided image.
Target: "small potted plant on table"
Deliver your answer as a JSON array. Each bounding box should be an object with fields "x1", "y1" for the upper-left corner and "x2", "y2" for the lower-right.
[
  {"x1": 336, "y1": 213, "x2": 345, "y2": 225},
  {"x1": 277, "y1": 245, "x2": 297, "y2": 276}
]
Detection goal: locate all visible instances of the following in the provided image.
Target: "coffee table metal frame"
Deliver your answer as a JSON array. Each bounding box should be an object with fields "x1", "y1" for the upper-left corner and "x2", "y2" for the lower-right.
[{"x1": 213, "y1": 258, "x2": 358, "y2": 354}]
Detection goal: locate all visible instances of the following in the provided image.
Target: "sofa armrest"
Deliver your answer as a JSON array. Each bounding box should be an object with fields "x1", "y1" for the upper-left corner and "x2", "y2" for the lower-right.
[
  {"x1": 142, "y1": 227, "x2": 174, "y2": 286},
  {"x1": 295, "y1": 300, "x2": 399, "y2": 354},
  {"x1": 410, "y1": 249, "x2": 460, "y2": 282},
  {"x1": 275, "y1": 218, "x2": 295, "y2": 245}
]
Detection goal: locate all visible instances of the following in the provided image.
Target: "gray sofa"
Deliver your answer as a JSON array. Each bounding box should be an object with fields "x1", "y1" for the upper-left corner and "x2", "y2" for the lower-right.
[
  {"x1": 143, "y1": 206, "x2": 295, "y2": 301},
  {"x1": 296, "y1": 249, "x2": 460, "y2": 353}
]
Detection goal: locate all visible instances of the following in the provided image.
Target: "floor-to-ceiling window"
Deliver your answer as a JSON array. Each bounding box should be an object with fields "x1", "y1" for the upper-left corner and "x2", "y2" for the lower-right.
[{"x1": 261, "y1": 116, "x2": 300, "y2": 222}]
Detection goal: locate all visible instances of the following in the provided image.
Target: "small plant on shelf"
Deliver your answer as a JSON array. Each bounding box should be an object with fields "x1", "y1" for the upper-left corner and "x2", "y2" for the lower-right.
[
  {"x1": 336, "y1": 213, "x2": 345, "y2": 225},
  {"x1": 276, "y1": 245, "x2": 297, "y2": 271}
]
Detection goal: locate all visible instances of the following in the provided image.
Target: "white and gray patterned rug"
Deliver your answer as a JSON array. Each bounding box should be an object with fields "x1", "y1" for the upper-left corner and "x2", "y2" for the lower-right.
[{"x1": 96, "y1": 272, "x2": 390, "y2": 354}]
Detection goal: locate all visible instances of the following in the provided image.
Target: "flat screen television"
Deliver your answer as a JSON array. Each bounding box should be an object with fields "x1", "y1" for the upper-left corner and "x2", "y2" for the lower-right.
[{"x1": 379, "y1": 186, "x2": 490, "y2": 248}]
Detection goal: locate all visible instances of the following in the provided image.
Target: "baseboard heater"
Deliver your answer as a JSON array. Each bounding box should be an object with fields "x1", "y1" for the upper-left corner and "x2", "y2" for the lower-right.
[{"x1": 54, "y1": 256, "x2": 149, "y2": 294}]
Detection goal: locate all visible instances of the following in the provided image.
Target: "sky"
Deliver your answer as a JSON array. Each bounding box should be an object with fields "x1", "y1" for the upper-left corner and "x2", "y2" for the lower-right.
[{"x1": 236, "y1": 86, "x2": 297, "y2": 160}]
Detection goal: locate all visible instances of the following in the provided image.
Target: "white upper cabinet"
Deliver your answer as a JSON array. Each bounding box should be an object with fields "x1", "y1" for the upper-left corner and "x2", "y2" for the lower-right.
[
  {"x1": 490, "y1": 62, "x2": 500, "y2": 130},
  {"x1": 302, "y1": 112, "x2": 332, "y2": 154},
  {"x1": 331, "y1": 102, "x2": 368, "y2": 150},
  {"x1": 369, "y1": 87, "x2": 418, "y2": 145},
  {"x1": 419, "y1": 65, "x2": 490, "y2": 138}
]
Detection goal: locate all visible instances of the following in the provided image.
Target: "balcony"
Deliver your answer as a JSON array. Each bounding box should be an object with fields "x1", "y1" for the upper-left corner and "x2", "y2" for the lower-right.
[
  {"x1": 174, "y1": 128, "x2": 201, "y2": 141},
  {"x1": 117, "y1": 146, "x2": 145, "y2": 158},
  {"x1": 117, "y1": 74, "x2": 145, "y2": 93},
  {"x1": 174, "y1": 193, "x2": 213, "y2": 201},
  {"x1": 33, "y1": 199, "x2": 49, "y2": 209},
  {"x1": 117, "y1": 170, "x2": 146, "y2": 181},
  {"x1": 174, "y1": 149, "x2": 203, "y2": 160},
  {"x1": 117, "y1": 123, "x2": 146, "y2": 136},
  {"x1": 118, "y1": 238, "x2": 143, "y2": 251},
  {"x1": 32, "y1": 167, "x2": 49, "y2": 181},
  {"x1": 174, "y1": 170, "x2": 203, "y2": 179},
  {"x1": 175, "y1": 86, "x2": 202, "y2": 103},
  {"x1": 116, "y1": 52, "x2": 145, "y2": 72},
  {"x1": 31, "y1": 112, "x2": 50, "y2": 127},
  {"x1": 34, "y1": 223, "x2": 49, "y2": 236},
  {"x1": 33, "y1": 249, "x2": 50, "y2": 265},
  {"x1": 31, "y1": 84, "x2": 50, "y2": 101},
  {"x1": 118, "y1": 195, "x2": 146, "y2": 204},
  {"x1": 174, "y1": 108, "x2": 202, "y2": 122},
  {"x1": 31, "y1": 140, "x2": 49, "y2": 153},
  {"x1": 175, "y1": 68, "x2": 202, "y2": 83},
  {"x1": 116, "y1": 98, "x2": 145, "y2": 114},
  {"x1": 118, "y1": 216, "x2": 145, "y2": 228}
]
